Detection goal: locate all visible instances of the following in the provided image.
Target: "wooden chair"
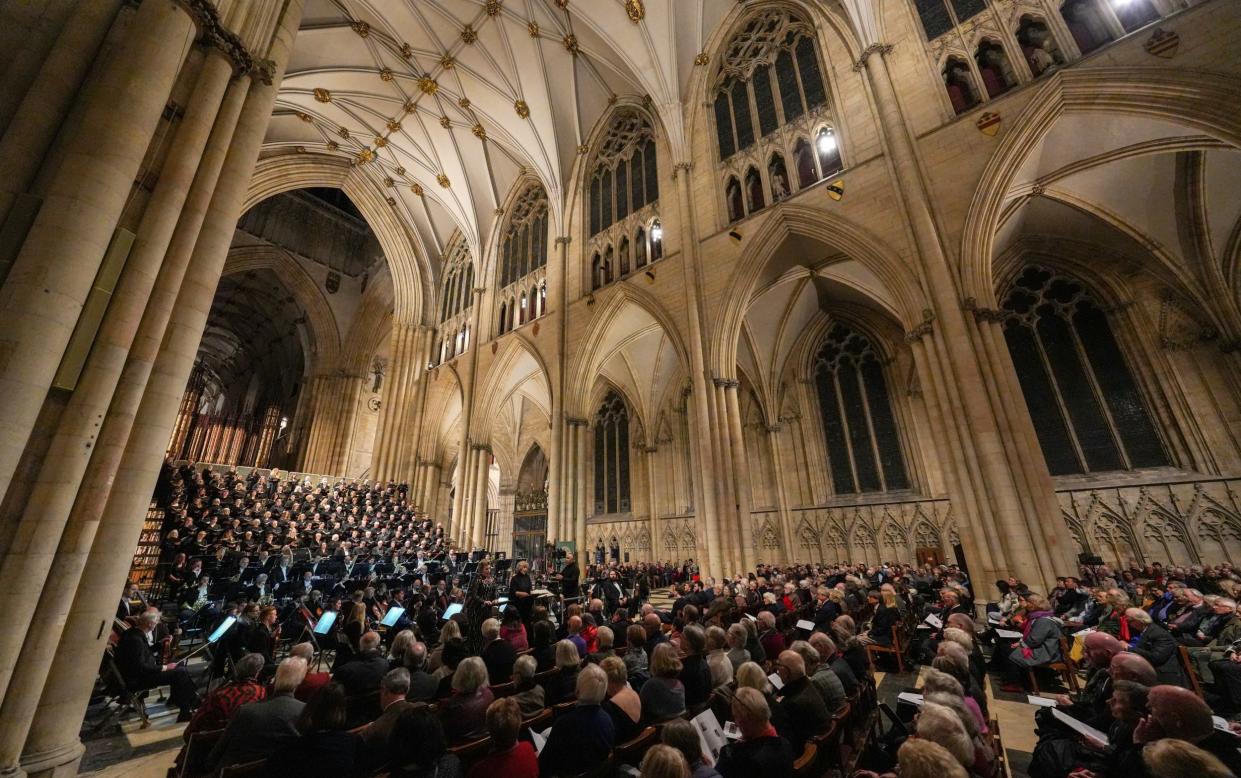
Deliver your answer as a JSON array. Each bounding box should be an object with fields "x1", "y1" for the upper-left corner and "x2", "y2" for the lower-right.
[
  {"x1": 1177, "y1": 644, "x2": 1205, "y2": 698},
  {"x1": 219, "y1": 759, "x2": 266, "y2": 778},
  {"x1": 1027, "y1": 637, "x2": 1078, "y2": 695},
  {"x1": 490, "y1": 681, "x2": 516, "y2": 698},
  {"x1": 448, "y1": 735, "x2": 493, "y2": 767},
  {"x1": 792, "y1": 742, "x2": 818, "y2": 778},
  {"x1": 614, "y1": 726, "x2": 658, "y2": 766},
  {"x1": 991, "y1": 717, "x2": 1009, "y2": 778},
  {"x1": 177, "y1": 728, "x2": 224, "y2": 778},
  {"x1": 863, "y1": 622, "x2": 906, "y2": 674},
  {"x1": 521, "y1": 707, "x2": 553, "y2": 733}
]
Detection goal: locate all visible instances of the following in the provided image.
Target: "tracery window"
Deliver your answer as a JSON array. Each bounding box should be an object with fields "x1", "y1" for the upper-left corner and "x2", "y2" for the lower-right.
[
  {"x1": 1000, "y1": 266, "x2": 1168, "y2": 476},
  {"x1": 813, "y1": 324, "x2": 909, "y2": 495},
  {"x1": 435, "y1": 236, "x2": 474, "y2": 364},
  {"x1": 588, "y1": 110, "x2": 661, "y2": 292},
  {"x1": 713, "y1": 9, "x2": 841, "y2": 222},
  {"x1": 594, "y1": 391, "x2": 631, "y2": 515},
  {"x1": 497, "y1": 184, "x2": 548, "y2": 335}
]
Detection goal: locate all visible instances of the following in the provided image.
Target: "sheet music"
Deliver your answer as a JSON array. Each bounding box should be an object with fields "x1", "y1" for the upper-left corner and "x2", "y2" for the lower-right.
[
  {"x1": 924, "y1": 614, "x2": 943, "y2": 629},
  {"x1": 796, "y1": 619, "x2": 816, "y2": 631},
  {"x1": 531, "y1": 727, "x2": 551, "y2": 754},
  {"x1": 692, "y1": 708, "x2": 728, "y2": 763},
  {"x1": 768, "y1": 672, "x2": 784, "y2": 690},
  {"x1": 1051, "y1": 708, "x2": 1109, "y2": 746},
  {"x1": 995, "y1": 628, "x2": 1023, "y2": 640},
  {"x1": 1028, "y1": 695, "x2": 1059, "y2": 707},
  {"x1": 896, "y1": 692, "x2": 923, "y2": 706}
]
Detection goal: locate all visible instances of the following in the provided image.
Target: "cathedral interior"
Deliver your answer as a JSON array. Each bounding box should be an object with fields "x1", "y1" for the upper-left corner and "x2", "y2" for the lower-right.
[{"x1": 0, "y1": 0, "x2": 1240, "y2": 775}]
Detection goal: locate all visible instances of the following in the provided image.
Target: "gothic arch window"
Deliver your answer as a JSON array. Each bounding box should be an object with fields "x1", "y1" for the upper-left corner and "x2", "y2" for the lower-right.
[
  {"x1": 1000, "y1": 265, "x2": 1169, "y2": 475},
  {"x1": 816, "y1": 127, "x2": 842, "y2": 177},
  {"x1": 635, "y1": 227, "x2": 647, "y2": 268},
  {"x1": 497, "y1": 184, "x2": 548, "y2": 333},
  {"x1": 745, "y1": 167, "x2": 765, "y2": 212},
  {"x1": 1017, "y1": 16, "x2": 1063, "y2": 77},
  {"x1": 943, "y1": 57, "x2": 979, "y2": 114},
  {"x1": 435, "y1": 236, "x2": 474, "y2": 364},
  {"x1": 975, "y1": 40, "x2": 1015, "y2": 97},
  {"x1": 594, "y1": 391, "x2": 632, "y2": 515},
  {"x1": 587, "y1": 110, "x2": 661, "y2": 291},
  {"x1": 794, "y1": 139, "x2": 816, "y2": 189},
  {"x1": 813, "y1": 323, "x2": 909, "y2": 495},
  {"x1": 712, "y1": 9, "x2": 841, "y2": 219},
  {"x1": 1061, "y1": 0, "x2": 1114, "y2": 54}
]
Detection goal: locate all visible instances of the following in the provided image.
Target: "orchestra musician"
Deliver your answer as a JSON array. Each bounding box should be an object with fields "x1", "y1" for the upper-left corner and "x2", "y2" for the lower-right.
[{"x1": 508, "y1": 560, "x2": 534, "y2": 624}]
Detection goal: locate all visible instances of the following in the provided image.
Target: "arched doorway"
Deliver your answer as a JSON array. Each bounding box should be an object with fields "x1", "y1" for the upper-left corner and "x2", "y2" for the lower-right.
[{"x1": 513, "y1": 445, "x2": 549, "y2": 569}]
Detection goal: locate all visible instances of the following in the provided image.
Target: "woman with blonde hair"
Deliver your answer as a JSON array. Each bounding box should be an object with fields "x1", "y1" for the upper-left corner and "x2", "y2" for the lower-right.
[
  {"x1": 639, "y1": 744, "x2": 691, "y2": 778},
  {"x1": 895, "y1": 738, "x2": 968, "y2": 778},
  {"x1": 544, "y1": 639, "x2": 581, "y2": 704},
  {"x1": 442, "y1": 656, "x2": 494, "y2": 743},
  {"x1": 1141, "y1": 737, "x2": 1234, "y2": 778},
  {"x1": 641, "y1": 643, "x2": 687, "y2": 723},
  {"x1": 428, "y1": 619, "x2": 462, "y2": 671}
]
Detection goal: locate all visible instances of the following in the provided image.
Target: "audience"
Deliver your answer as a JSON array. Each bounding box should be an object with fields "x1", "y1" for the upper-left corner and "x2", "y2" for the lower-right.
[
  {"x1": 334, "y1": 630, "x2": 389, "y2": 697},
  {"x1": 183, "y1": 652, "x2": 265, "y2": 738},
  {"x1": 716, "y1": 687, "x2": 794, "y2": 777},
  {"x1": 772, "y1": 650, "x2": 830, "y2": 751},
  {"x1": 546, "y1": 639, "x2": 582, "y2": 704},
  {"x1": 480, "y1": 618, "x2": 517, "y2": 683},
  {"x1": 641, "y1": 643, "x2": 688, "y2": 723},
  {"x1": 441, "y1": 656, "x2": 494, "y2": 743},
  {"x1": 208, "y1": 656, "x2": 307, "y2": 771},
  {"x1": 639, "y1": 744, "x2": 692, "y2": 778},
  {"x1": 387, "y1": 705, "x2": 461, "y2": 778},
  {"x1": 360, "y1": 668, "x2": 413, "y2": 770},
  {"x1": 468, "y1": 697, "x2": 538, "y2": 778},
  {"x1": 510, "y1": 653, "x2": 546, "y2": 717},
  {"x1": 660, "y1": 718, "x2": 722, "y2": 778},
  {"x1": 600, "y1": 655, "x2": 643, "y2": 741},
  {"x1": 271, "y1": 682, "x2": 361, "y2": 777}
]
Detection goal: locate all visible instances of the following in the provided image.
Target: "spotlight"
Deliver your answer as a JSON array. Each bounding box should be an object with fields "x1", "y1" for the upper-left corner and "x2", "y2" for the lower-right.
[
  {"x1": 279, "y1": 416, "x2": 289, "y2": 430},
  {"x1": 650, "y1": 222, "x2": 663, "y2": 242},
  {"x1": 817, "y1": 129, "x2": 837, "y2": 155}
]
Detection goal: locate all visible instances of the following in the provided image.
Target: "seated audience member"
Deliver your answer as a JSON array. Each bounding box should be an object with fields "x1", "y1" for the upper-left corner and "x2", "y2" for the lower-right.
[
  {"x1": 429, "y1": 620, "x2": 462, "y2": 671},
  {"x1": 1141, "y1": 737, "x2": 1234, "y2": 778},
  {"x1": 661, "y1": 718, "x2": 722, "y2": 778},
  {"x1": 184, "y1": 652, "x2": 265, "y2": 738},
  {"x1": 725, "y1": 623, "x2": 751, "y2": 671},
  {"x1": 500, "y1": 607, "x2": 529, "y2": 651},
  {"x1": 942, "y1": 618, "x2": 987, "y2": 687},
  {"x1": 1003, "y1": 593, "x2": 1063, "y2": 691},
  {"x1": 435, "y1": 637, "x2": 469, "y2": 696},
  {"x1": 1125, "y1": 607, "x2": 1184, "y2": 684},
  {"x1": 640, "y1": 744, "x2": 693, "y2": 778},
  {"x1": 808, "y1": 631, "x2": 858, "y2": 697},
  {"x1": 625, "y1": 624, "x2": 650, "y2": 677},
  {"x1": 913, "y1": 702, "x2": 974, "y2": 773},
  {"x1": 546, "y1": 639, "x2": 582, "y2": 704},
  {"x1": 829, "y1": 615, "x2": 869, "y2": 680},
  {"x1": 791, "y1": 639, "x2": 845, "y2": 714},
  {"x1": 270, "y1": 683, "x2": 361, "y2": 777},
  {"x1": 290, "y1": 642, "x2": 331, "y2": 702},
  {"x1": 772, "y1": 650, "x2": 830, "y2": 751},
  {"x1": 386, "y1": 705, "x2": 462, "y2": 778},
  {"x1": 532, "y1": 620, "x2": 557, "y2": 671},
  {"x1": 707, "y1": 638, "x2": 736, "y2": 693},
  {"x1": 922, "y1": 669, "x2": 986, "y2": 734},
  {"x1": 1133, "y1": 685, "x2": 1241, "y2": 775},
  {"x1": 441, "y1": 656, "x2": 494, "y2": 743},
  {"x1": 333, "y1": 630, "x2": 389, "y2": 697},
  {"x1": 389, "y1": 630, "x2": 416, "y2": 670},
  {"x1": 510, "y1": 654, "x2": 546, "y2": 717},
  {"x1": 642, "y1": 643, "x2": 688, "y2": 723},
  {"x1": 405, "y1": 641, "x2": 439, "y2": 702},
  {"x1": 933, "y1": 644, "x2": 988, "y2": 719},
  {"x1": 566, "y1": 615, "x2": 588, "y2": 657},
  {"x1": 858, "y1": 590, "x2": 902, "y2": 646},
  {"x1": 756, "y1": 611, "x2": 784, "y2": 659},
  {"x1": 588, "y1": 625, "x2": 616, "y2": 664},
  {"x1": 114, "y1": 608, "x2": 199, "y2": 720},
  {"x1": 208, "y1": 656, "x2": 308, "y2": 771},
  {"x1": 679, "y1": 625, "x2": 712, "y2": 708},
  {"x1": 715, "y1": 687, "x2": 795, "y2": 778},
  {"x1": 924, "y1": 691, "x2": 997, "y2": 776},
  {"x1": 468, "y1": 697, "x2": 538, "y2": 778},
  {"x1": 539, "y1": 664, "x2": 616, "y2": 777},
  {"x1": 360, "y1": 668, "x2": 414, "y2": 770},
  {"x1": 893, "y1": 738, "x2": 969, "y2": 778},
  {"x1": 480, "y1": 618, "x2": 517, "y2": 683},
  {"x1": 600, "y1": 655, "x2": 643, "y2": 741}
]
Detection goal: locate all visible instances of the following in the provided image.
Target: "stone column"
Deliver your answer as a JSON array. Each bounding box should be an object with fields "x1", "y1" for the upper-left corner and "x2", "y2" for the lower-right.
[
  {"x1": 497, "y1": 489, "x2": 516, "y2": 557},
  {"x1": 0, "y1": 0, "x2": 196, "y2": 508},
  {"x1": 724, "y1": 381, "x2": 756, "y2": 573},
  {"x1": 558, "y1": 420, "x2": 576, "y2": 551},
  {"x1": 712, "y1": 380, "x2": 741, "y2": 576},
  {"x1": 766, "y1": 425, "x2": 795, "y2": 563},
  {"x1": 471, "y1": 446, "x2": 489, "y2": 550},
  {"x1": 644, "y1": 445, "x2": 659, "y2": 563},
  {"x1": 574, "y1": 420, "x2": 589, "y2": 574},
  {"x1": 19, "y1": 5, "x2": 304, "y2": 773},
  {"x1": 0, "y1": 0, "x2": 124, "y2": 227},
  {"x1": 856, "y1": 45, "x2": 1072, "y2": 587},
  {"x1": 547, "y1": 236, "x2": 570, "y2": 544},
  {"x1": 372, "y1": 321, "x2": 414, "y2": 479},
  {"x1": 671, "y1": 162, "x2": 723, "y2": 577},
  {"x1": 0, "y1": 47, "x2": 235, "y2": 739},
  {"x1": 397, "y1": 327, "x2": 434, "y2": 485}
]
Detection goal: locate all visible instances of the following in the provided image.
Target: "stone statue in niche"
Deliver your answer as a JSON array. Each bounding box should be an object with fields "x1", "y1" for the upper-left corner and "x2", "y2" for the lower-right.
[{"x1": 371, "y1": 357, "x2": 386, "y2": 393}]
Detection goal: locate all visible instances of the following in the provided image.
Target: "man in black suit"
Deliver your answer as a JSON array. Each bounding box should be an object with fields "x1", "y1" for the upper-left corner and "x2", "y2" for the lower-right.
[
  {"x1": 115, "y1": 609, "x2": 199, "y2": 720},
  {"x1": 772, "y1": 650, "x2": 830, "y2": 751},
  {"x1": 1127, "y1": 607, "x2": 1184, "y2": 685},
  {"x1": 481, "y1": 617, "x2": 517, "y2": 683},
  {"x1": 332, "y1": 630, "x2": 389, "y2": 696},
  {"x1": 558, "y1": 552, "x2": 580, "y2": 600},
  {"x1": 208, "y1": 655, "x2": 307, "y2": 770}
]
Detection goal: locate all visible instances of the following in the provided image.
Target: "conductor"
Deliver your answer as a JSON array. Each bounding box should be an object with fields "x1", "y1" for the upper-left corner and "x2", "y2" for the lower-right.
[{"x1": 557, "y1": 552, "x2": 580, "y2": 600}]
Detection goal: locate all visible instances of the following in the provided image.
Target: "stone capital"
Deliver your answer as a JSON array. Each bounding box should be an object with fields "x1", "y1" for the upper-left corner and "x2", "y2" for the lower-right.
[
  {"x1": 851, "y1": 42, "x2": 894, "y2": 73},
  {"x1": 555, "y1": 236, "x2": 572, "y2": 246},
  {"x1": 961, "y1": 297, "x2": 1007, "y2": 324},
  {"x1": 178, "y1": 0, "x2": 256, "y2": 76},
  {"x1": 905, "y1": 309, "x2": 935, "y2": 342}
]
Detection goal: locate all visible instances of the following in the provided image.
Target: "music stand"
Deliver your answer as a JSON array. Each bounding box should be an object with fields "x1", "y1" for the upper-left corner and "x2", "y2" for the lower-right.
[
  {"x1": 379, "y1": 607, "x2": 405, "y2": 628},
  {"x1": 442, "y1": 603, "x2": 464, "y2": 621}
]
